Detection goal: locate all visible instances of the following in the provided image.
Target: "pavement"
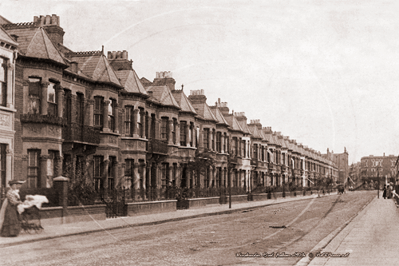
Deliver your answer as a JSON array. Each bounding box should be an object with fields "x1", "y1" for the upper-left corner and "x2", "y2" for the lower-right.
[
  {"x1": 0, "y1": 192, "x2": 329, "y2": 248},
  {"x1": 302, "y1": 192, "x2": 399, "y2": 266}
]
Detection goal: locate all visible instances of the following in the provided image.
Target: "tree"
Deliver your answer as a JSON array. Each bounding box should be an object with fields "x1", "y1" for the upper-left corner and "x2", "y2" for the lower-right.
[
  {"x1": 64, "y1": 158, "x2": 97, "y2": 206},
  {"x1": 187, "y1": 149, "x2": 215, "y2": 189}
]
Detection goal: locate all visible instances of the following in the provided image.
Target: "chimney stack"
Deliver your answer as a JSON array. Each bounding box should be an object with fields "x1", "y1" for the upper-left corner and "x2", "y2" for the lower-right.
[
  {"x1": 188, "y1": 89, "x2": 207, "y2": 104},
  {"x1": 153, "y1": 71, "x2": 176, "y2": 91},
  {"x1": 107, "y1": 50, "x2": 132, "y2": 70},
  {"x1": 215, "y1": 98, "x2": 229, "y2": 115},
  {"x1": 35, "y1": 14, "x2": 65, "y2": 45}
]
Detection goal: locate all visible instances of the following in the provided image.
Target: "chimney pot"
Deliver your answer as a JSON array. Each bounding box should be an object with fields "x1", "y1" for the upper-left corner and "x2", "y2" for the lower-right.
[
  {"x1": 40, "y1": 15, "x2": 45, "y2": 26},
  {"x1": 122, "y1": 50, "x2": 128, "y2": 59},
  {"x1": 45, "y1": 15, "x2": 51, "y2": 25},
  {"x1": 51, "y1": 14, "x2": 58, "y2": 25},
  {"x1": 107, "y1": 51, "x2": 112, "y2": 59}
]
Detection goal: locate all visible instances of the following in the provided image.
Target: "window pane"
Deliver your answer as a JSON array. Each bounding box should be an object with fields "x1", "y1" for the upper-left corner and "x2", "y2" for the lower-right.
[
  {"x1": 0, "y1": 58, "x2": 5, "y2": 82},
  {"x1": 29, "y1": 79, "x2": 41, "y2": 96},
  {"x1": 48, "y1": 82, "x2": 56, "y2": 103},
  {"x1": 0, "y1": 82, "x2": 6, "y2": 106}
]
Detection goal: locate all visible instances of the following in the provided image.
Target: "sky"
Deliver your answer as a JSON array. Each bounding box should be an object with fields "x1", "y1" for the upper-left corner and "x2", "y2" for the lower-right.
[{"x1": 1, "y1": 0, "x2": 399, "y2": 163}]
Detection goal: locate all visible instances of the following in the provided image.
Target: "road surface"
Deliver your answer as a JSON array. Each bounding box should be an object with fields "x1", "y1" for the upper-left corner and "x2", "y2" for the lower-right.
[{"x1": 2, "y1": 191, "x2": 375, "y2": 265}]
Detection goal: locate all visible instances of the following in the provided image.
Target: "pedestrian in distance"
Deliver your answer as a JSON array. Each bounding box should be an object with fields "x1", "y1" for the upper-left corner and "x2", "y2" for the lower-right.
[
  {"x1": 0, "y1": 180, "x2": 25, "y2": 237},
  {"x1": 383, "y1": 184, "x2": 387, "y2": 199},
  {"x1": 386, "y1": 183, "x2": 392, "y2": 199}
]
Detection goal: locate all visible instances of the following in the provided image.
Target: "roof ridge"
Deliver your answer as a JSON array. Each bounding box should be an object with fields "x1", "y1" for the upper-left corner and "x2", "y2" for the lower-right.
[
  {"x1": 40, "y1": 28, "x2": 51, "y2": 61},
  {"x1": 2, "y1": 22, "x2": 38, "y2": 30},
  {"x1": 103, "y1": 55, "x2": 112, "y2": 84},
  {"x1": 67, "y1": 51, "x2": 102, "y2": 57}
]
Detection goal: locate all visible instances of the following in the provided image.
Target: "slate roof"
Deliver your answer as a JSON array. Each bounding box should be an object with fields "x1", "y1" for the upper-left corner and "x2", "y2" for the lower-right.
[
  {"x1": 190, "y1": 101, "x2": 217, "y2": 122},
  {"x1": 70, "y1": 52, "x2": 121, "y2": 86},
  {"x1": 5, "y1": 27, "x2": 64, "y2": 64},
  {"x1": 248, "y1": 124, "x2": 262, "y2": 139},
  {"x1": 278, "y1": 136, "x2": 288, "y2": 149},
  {"x1": 262, "y1": 131, "x2": 274, "y2": 145},
  {"x1": 224, "y1": 115, "x2": 243, "y2": 132},
  {"x1": 115, "y1": 69, "x2": 148, "y2": 95},
  {"x1": 237, "y1": 119, "x2": 251, "y2": 134},
  {"x1": 210, "y1": 107, "x2": 229, "y2": 126},
  {"x1": 0, "y1": 26, "x2": 18, "y2": 47},
  {"x1": 272, "y1": 134, "x2": 281, "y2": 147},
  {"x1": 0, "y1": 15, "x2": 12, "y2": 25},
  {"x1": 172, "y1": 90, "x2": 197, "y2": 115},
  {"x1": 146, "y1": 85, "x2": 180, "y2": 108}
]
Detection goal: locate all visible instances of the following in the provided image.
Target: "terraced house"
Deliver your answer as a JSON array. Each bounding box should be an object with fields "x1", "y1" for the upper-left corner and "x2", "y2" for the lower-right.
[{"x1": 0, "y1": 14, "x2": 341, "y2": 205}]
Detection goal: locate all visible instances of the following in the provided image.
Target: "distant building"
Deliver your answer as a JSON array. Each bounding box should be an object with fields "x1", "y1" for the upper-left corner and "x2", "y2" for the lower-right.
[
  {"x1": 322, "y1": 148, "x2": 348, "y2": 184},
  {"x1": 360, "y1": 154, "x2": 397, "y2": 184}
]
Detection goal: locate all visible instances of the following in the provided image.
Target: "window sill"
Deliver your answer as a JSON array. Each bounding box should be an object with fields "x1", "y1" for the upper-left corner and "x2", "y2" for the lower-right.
[
  {"x1": 178, "y1": 145, "x2": 196, "y2": 150},
  {"x1": 0, "y1": 106, "x2": 16, "y2": 113},
  {"x1": 100, "y1": 130, "x2": 120, "y2": 136},
  {"x1": 121, "y1": 136, "x2": 148, "y2": 141}
]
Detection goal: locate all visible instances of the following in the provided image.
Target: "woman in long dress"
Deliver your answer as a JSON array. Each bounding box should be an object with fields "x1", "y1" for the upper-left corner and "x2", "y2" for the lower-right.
[{"x1": 0, "y1": 180, "x2": 25, "y2": 237}]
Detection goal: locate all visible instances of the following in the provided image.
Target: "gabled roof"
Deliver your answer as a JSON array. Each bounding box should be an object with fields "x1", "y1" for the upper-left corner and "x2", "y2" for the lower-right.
[
  {"x1": 248, "y1": 124, "x2": 262, "y2": 139},
  {"x1": 0, "y1": 26, "x2": 18, "y2": 47},
  {"x1": 70, "y1": 52, "x2": 121, "y2": 85},
  {"x1": 115, "y1": 69, "x2": 148, "y2": 95},
  {"x1": 190, "y1": 101, "x2": 217, "y2": 122},
  {"x1": 237, "y1": 120, "x2": 251, "y2": 134},
  {"x1": 146, "y1": 85, "x2": 180, "y2": 108},
  {"x1": 278, "y1": 136, "x2": 288, "y2": 149},
  {"x1": 210, "y1": 107, "x2": 229, "y2": 126},
  {"x1": 203, "y1": 104, "x2": 218, "y2": 122},
  {"x1": 5, "y1": 27, "x2": 64, "y2": 64},
  {"x1": 262, "y1": 130, "x2": 274, "y2": 145},
  {"x1": 224, "y1": 115, "x2": 243, "y2": 132},
  {"x1": 272, "y1": 134, "x2": 281, "y2": 147},
  {"x1": 172, "y1": 90, "x2": 197, "y2": 115},
  {"x1": 0, "y1": 15, "x2": 12, "y2": 25}
]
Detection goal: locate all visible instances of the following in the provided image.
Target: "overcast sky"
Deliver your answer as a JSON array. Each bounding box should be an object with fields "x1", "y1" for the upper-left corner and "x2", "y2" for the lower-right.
[{"x1": 2, "y1": 0, "x2": 399, "y2": 163}]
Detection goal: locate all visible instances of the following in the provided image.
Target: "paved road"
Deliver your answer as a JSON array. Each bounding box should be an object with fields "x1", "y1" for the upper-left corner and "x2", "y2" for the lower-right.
[{"x1": 2, "y1": 191, "x2": 375, "y2": 266}]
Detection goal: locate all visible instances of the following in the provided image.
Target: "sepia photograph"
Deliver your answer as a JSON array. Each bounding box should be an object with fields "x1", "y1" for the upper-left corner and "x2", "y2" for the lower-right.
[{"x1": 0, "y1": 0, "x2": 398, "y2": 265}]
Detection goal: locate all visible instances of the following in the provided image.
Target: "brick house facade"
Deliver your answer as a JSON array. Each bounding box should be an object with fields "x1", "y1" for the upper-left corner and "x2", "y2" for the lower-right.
[
  {"x1": 1, "y1": 14, "x2": 341, "y2": 196},
  {"x1": 0, "y1": 25, "x2": 18, "y2": 197}
]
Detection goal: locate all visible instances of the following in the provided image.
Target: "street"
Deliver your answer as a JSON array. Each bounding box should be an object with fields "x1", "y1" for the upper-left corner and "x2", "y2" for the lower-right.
[{"x1": 2, "y1": 191, "x2": 375, "y2": 266}]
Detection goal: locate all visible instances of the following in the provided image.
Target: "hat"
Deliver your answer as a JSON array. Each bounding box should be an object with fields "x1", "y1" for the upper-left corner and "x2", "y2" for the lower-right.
[{"x1": 9, "y1": 180, "x2": 25, "y2": 186}]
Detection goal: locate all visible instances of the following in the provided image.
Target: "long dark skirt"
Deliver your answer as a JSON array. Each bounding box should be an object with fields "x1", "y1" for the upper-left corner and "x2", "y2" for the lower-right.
[
  {"x1": 1, "y1": 202, "x2": 21, "y2": 237},
  {"x1": 383, "y1": 189, "x2": 387, "y2": 199}
]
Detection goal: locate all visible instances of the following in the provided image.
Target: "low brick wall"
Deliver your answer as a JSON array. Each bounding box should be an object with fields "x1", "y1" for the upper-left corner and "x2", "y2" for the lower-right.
[
  {"x1": 39, "y1": 206, "x2": 63, "y2": 227},
  {"x1": 127, "y1": 200, "x2": 177, "y2": 215},
  {"x1": 189, "y1": 197, "x2": 220, "y2": 208},
  {"x1": 231, "y1": 195, "x2": 248, "y2": 202},
  {"x1": 39, "y1": 204, "x2": 106, "y2": 226},
  {"x1": 252, "y1": 193, "x2": 269, "y2": 201},
  {"x1": 65, "y1": 204, "x2": 107, "y2": 224}
]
